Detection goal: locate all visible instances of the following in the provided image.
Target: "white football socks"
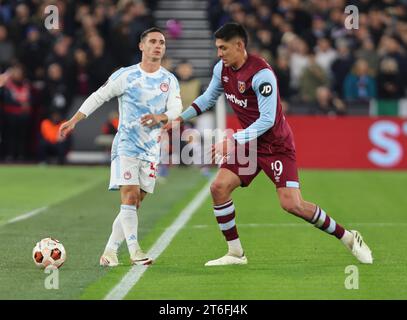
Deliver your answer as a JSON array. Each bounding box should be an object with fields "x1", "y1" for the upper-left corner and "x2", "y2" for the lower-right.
[
  {"x1": 105, "y1": 214, "x2": 125, "y2": 253},
  {"x1": 118, "y1": 204, "x2": 141, "y2": 256},
  {"x1": 228, "y1": 238, "x2": 244, "y2": 257}
]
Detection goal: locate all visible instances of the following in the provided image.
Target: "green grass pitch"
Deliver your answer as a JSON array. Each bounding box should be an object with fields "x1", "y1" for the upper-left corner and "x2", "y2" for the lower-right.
[{"x1": 0, "y1": 165, "x2": 406, "y2": 299}]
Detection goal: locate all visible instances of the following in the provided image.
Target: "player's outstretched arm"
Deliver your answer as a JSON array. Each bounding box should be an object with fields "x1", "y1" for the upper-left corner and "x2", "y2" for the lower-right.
[{"x1": 58, "y1": 69, "x2": 126, "y2": 140}]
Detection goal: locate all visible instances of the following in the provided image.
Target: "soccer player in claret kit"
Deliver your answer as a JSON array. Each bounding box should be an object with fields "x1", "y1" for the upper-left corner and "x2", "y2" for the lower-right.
[{"x1": 167, "y1": 23, "x2": 373, "y2": 266}]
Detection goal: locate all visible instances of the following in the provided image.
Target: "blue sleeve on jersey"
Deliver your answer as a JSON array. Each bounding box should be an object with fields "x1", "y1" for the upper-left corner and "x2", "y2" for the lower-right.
[
  {"x1": 232, "y1": 68, "x2": 278, "y2": 145},
  {"x1": 180, "y1": 61, "x2": 223, "y2": 121}
]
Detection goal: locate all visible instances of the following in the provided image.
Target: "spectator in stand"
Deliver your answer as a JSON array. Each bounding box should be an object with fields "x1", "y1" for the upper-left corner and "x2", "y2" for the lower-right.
[
  {"x1": 45, "y1": 36, "x2": 75, "y2": 102},
  {"x1": 1, "y1": 63, "x2": 31, "y2": 161},
  {"x1": 256, "y1": 3, "x2": 271, "y2": 25},
  {"x1": 175, "y1": 60, "x2": 202, "y2": 109},
  {"x1": 255, "y1": 28, "x2": 278, "y2": 60},
  {"x1": 331, "y1": 39, "x2": 354, "y2": 98},
  {"x1": 73, "y1": 48, "x2": 89, "y2": 96},
  {"x1": 93, "y1": 3, "x2": 111, "y2": 40},
  {"x1": 377, "y1": 57, "x2": 404, "y2": 100},
  {"x1": 288, "y1": 36, "x2": 310, "y2": 92},
  {"x1": 326, "y1": 8, "x2": 348, "y2": 42},
  {"x1": 208, "y1": 0, "x2": 235, "y2": 31},
  {"x1": 355, "y1": 38, "x2": 380, "y2": 77},
  {"x1": 299, "y1": 52, "x2": 330, "y2": 103},
  {"x1": 302, "y1": 16, "x2": 329, "y2": 50},
  {"x1": 38, "y1": 111, "x2": 68, "y2": 165},
  {"x1": 127, "y1": 0, "x2": 155, "y2": 63},
  {"x1": 87, "y1": 34, "x2": 115, "y2": 92},
  {"x1": 109, "y1": 14, "x2": 134, "y2": 67},
  {"x1": 0, "y1": 24, "x2": 14, "y2": 70},
  {"x1": 378, "y1": 35, "x2": 407, "y2": 88},
  {"x1": 7, "y1": 3, "x2": 32, "y2": 47},
  {"x1": 367, "y1": 7, "x2": 386, "y2": 47},
  {"x1": 274, "y1": 53, "x2": 292, "y2": 101},
  {"x1": 229, "y1": 2, "x2": 246, "y2": 27},
  {"x1": 285, "y1": 0, "x2": 312, "y2": 37},
  {"x1": 396, "y1": 20, "x2": 407, "y2": 53},
  {"x1": 314, "y1": 86, "x2": 346, "y2": 116},
  {"x1": 315, "y1": 37, "x2": 337, "y2": 77},
  {"x1": 45, "y1": 63, "x2": 70, "y2": 116},
  {"x1": 344, "y1": 58, "x2": 377, "y2": 101},
  {"x1": 17, "y1": 25, "x2": 48, "y2": 81}
]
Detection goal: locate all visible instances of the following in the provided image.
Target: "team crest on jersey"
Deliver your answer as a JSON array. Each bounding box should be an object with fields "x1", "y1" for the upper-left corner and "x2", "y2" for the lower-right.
[
  {"x1": 124, "y1": 171, "x2": 132, "y2": 180},
  {"x1": 237, "y1": 81, "x2": 246, "y2": 93},
  {"x1": 160, "y1": 83, "x2": 169, "y2": 92}
]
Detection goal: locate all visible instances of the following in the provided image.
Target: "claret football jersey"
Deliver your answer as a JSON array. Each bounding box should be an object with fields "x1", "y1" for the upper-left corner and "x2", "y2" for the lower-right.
[{"x1": 191, "y1": 54, "x2": 296, "y2": 155}]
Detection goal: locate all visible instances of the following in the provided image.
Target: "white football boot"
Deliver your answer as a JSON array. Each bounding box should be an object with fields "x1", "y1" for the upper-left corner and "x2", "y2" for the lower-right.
[
  {"x1": 349, "y1": 230, "x2": 373, "y2": 264},
  {"x1": 130, "y1": 249, "x2": 153, "y2": 266},
  {"x1": 205, "y1": 253, "x2": 248, "y2": 266},
  {"x1": 99, "y1": 249, "x2": 119, "y2": 267}
]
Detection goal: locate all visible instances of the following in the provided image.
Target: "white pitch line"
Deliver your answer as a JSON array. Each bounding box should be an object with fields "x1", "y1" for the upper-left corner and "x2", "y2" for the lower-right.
[
  {"x1": 2, "y1": 176, "x2": 106, "y2": 227},
  {"x1": 104, "y1": 179, "x2": 213, "y2": 300},
  {"x1": 6, "y1": 206, "x2": 49, "y2": 224}
]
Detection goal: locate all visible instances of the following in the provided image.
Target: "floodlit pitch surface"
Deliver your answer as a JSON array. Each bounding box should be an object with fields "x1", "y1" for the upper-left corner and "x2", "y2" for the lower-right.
[{"x1": 0, "y1": 166, "x2": 406, "y2": 299}]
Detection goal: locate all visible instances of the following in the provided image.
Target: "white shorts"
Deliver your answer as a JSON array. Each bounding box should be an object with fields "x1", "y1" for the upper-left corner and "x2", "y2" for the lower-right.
[{"x1": 109, "y1": 156, "x2": 157, "y2": 193}]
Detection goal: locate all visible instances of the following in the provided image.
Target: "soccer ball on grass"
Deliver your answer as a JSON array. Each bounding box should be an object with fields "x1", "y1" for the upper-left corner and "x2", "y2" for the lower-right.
[{"x1": 32, "y1": 237, "x2": 66, "y2": 269}]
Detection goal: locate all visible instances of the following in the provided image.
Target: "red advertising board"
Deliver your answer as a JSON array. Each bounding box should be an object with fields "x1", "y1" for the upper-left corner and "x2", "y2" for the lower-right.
[{"x1": 226, "y1": 115, "x2": 407, "y2": 169}]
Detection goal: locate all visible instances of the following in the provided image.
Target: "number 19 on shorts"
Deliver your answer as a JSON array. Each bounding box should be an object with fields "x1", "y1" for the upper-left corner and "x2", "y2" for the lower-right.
[{"x1": 271, "y1": 160, "x2": 283, "y2": 177}]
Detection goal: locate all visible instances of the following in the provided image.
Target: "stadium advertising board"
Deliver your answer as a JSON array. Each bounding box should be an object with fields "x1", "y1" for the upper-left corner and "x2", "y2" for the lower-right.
[{"x1": 226, "y1": 116, "x2": 407, "y2": 169}]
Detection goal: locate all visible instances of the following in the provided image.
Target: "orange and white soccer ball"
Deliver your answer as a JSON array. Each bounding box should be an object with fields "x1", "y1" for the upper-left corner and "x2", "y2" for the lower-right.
[{"x1": 32, "y1": 238, "x2": 66, "y2": 269}]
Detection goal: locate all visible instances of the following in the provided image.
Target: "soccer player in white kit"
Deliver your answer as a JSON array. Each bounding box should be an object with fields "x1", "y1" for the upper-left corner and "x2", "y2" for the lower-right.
[{"x1": 59, "y1": 28, "x2": 183, "y2": 266}]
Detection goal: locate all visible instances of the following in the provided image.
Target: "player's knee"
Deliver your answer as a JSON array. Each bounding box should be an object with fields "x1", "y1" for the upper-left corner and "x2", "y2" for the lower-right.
[
  {"x1": 280, "y1": 198, "x2": 303, "y2": 215},
  {"x1": 210, "y1": 180, "x2": 230, "y2": 198},
  {"x1": 122, "y1": 191, "x2": 140, "y2": 207}
]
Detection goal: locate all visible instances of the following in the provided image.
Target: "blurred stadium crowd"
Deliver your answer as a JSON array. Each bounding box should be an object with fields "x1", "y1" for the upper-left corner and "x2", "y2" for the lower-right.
[
  {"x1": 0, "y1": 0, "x2": 406, "y2": 163},
  {"x1": 0, "y1": 0, "x2": 158, "y2": 162},
  {"x1": 209, "y1": 0, "x2": 407, "y2": 114}
]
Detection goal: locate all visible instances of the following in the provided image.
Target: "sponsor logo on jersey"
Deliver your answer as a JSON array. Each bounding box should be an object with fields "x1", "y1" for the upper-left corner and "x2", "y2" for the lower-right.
[
  {"x1": 160, "y1": 83, "x2": 169, "y2": 92},
  {"x1": 124, "y1": 171, "x2": 132, "y2": 180},
  {"x1": 238, "y1": 81, "x2": 246, "y2": 93},
  {"x1": 225, "y1": 92, "x2": 248, "y2": 108},
  {"x1": 259, "y1": 82, "x2": 273, "y2": 97}
]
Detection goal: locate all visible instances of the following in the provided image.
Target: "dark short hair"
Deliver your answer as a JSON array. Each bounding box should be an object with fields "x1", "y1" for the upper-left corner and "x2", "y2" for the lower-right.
[
  {"x1": 214, "y1": 23, "x2": 248, "y2": 47},
  {"x1": 140, "y1": 27, "x2": 165, "y2": 42}
]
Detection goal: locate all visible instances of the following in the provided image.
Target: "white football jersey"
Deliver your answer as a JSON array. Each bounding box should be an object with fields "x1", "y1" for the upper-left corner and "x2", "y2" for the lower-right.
[{"x1": 79, "y1": 64, "x2": 182, "y2": 163}]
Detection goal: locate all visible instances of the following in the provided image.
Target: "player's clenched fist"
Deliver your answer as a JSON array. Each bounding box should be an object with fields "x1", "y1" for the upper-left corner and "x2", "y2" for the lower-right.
[
  {"x1": 58, "y1": 120, "x2": 75, "y2": 140},
  {"x1": 58, "y1": 111, "x2": 86, "y2": 140}
]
